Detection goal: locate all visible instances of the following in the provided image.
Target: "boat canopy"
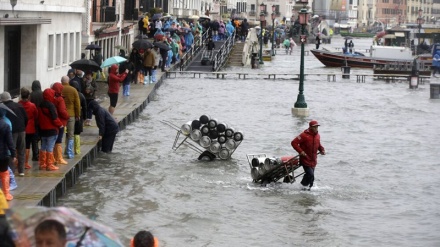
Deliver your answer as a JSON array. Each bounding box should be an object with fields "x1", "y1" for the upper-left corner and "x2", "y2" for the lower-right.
[{"x1": 383, "y1": 34, "x2": 396, "y2": 39}]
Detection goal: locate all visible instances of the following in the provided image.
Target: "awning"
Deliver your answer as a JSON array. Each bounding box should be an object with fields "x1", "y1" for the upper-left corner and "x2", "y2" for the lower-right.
[
  {"x1": 394, "y1": 32, "x2": 405, "y2": 37},
  {"x1": 0, "y1": 17, "x2": 51, "y2": 26}
]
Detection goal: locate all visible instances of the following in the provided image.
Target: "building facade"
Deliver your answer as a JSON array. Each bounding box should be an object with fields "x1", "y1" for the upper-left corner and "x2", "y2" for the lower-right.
[{"x1": 0, "y1": 0, "x2": 85, "y2": 95}]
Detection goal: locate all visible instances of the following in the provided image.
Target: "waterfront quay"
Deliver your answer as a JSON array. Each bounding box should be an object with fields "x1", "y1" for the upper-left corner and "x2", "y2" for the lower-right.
[{"x1": 9, "y1": 71, "x2": 167, "y2": 207}]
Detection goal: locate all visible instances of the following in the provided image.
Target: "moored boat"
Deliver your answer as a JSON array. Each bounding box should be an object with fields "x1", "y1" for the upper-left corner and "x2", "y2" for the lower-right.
[{"x1": 311, "y1": 46, "x2": 432, "y2": 70}]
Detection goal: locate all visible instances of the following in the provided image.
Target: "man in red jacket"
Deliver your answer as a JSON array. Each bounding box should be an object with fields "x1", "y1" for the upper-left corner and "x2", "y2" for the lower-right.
[{"x1": 291, "y1": 120, "x2": 325, "y2": 190}]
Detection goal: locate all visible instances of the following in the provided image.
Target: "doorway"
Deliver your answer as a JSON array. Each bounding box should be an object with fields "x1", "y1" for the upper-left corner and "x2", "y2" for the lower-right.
[{"x1": 4, "y1": 25, "x2": 21, "y2": 96}]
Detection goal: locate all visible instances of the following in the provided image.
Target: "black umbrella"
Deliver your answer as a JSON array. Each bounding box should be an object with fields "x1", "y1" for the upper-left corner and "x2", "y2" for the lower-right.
[
  {"x1": 132, "y1": 39, "x2": 153, "y2": 50},
  {"x1": 153, "y1": 42, "x2": 171, "y2": 51},
  {"x1": 69, "y1": 59, "x2": 101, "y2": 72},
  {"x1": 135, "y1": 34, "x2": 149, "y2": 39},
  {"x1": 85, "y1": 43, "x2": 101, "y2": 50}
]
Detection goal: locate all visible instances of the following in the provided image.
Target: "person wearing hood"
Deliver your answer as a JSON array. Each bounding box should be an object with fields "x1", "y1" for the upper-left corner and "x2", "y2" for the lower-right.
[
  {"x1": 0, "y1": 107, "x2": 16, "y2": 201},
  {"x1": 291, "y1": 120, "x2": 326, "y2": 191},
  {"x1": 432, "y1": 50, "x2": 440, "y2": 77},
  {"x1": 1, "y1": 92, "x2": 28, "y2": 177},
  {"x1": 108, "y1": 64, "x2": 128, "y2": 115},
  {"x1": 38, "y1": 89, "x2": 63, "y2": 171},
  {"x1": 50, "y1": 83, "x2": 69, "y2": 166},
  {"x1": 241, "y1": 19, "x2": 249, "y2": 42},
  {"x1": 225, "y1": 20, "x2": 235, "y2": 38},
  {"x1": 18, "y1": 87, "x2": 38, "y2": 170},
  {"x1": 87, "y1": 100, "x2": 119, "y2": 153},
  {"x1": 30, "y1": 80, "x2": 43, "y2": 161}
]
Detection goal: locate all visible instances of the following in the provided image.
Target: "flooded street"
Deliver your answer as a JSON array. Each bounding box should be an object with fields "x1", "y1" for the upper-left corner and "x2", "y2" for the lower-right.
[{"x1": 58, "y1": 36, "x2": 440, "y2": 246}]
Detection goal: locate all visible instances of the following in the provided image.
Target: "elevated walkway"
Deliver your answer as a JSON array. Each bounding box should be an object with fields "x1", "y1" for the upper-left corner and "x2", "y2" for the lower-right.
[{"x1": 185, "y1": 39, "x2": 227, "y2": 72}]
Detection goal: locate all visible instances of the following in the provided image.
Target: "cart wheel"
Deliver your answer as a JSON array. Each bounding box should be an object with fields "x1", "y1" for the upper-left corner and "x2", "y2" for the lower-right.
[
  {"x1": 283, "y1": 175, "x2": 294, "y2": 183},
  {"x1": 198, "y1": 150, "x2": 216, "y2": 161}
]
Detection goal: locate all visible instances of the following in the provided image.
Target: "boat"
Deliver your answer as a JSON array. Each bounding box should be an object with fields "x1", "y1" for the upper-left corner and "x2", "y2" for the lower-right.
[{"x1": 311, "y1": 45, "x2": 432, "y2": 76}]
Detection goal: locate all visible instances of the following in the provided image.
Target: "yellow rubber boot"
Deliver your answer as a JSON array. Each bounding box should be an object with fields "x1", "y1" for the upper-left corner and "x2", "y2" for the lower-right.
[{"x1": 74, "y1": 135, "x2": 81, "y2": 155}]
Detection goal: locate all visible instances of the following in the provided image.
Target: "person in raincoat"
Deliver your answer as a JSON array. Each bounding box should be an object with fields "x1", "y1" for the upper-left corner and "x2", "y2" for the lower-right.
[
  {"x1": 87, "y1": 100, "x2": 119, "y2": 153},
  {"x1": 283, "y1": 38, "x2": 291, "y2": 53},
  {"x1": 184, "y1": 30, "x2": 194, "y2": 52},
  {"x1": 432, "y1": 50, "x2": 440, "y2": 77},
  {"x1": 291, "y1": 120, "x2": 325, "y2": 190},
  {"x1": 0, "y1": 107, "x2": 16, "y2": 201},
  {"x1": 107, "y1": 64, "x2": 128, "y2": 115},
  {"x1": 225, "y1": 20, "x2": 235, "y2": 38}
]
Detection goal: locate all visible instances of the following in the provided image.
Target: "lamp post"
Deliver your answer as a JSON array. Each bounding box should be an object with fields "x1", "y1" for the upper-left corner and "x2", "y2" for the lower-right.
[
  {"x1": 417, "y1": 9, "x2": 424, "y2": 55},
  {"x1": 271, "y1": 5, "x2": 276, "y2": 56},
  {"x1": 292, "y1": 0, "x2": 309, "y2": 116},
  {"x1": 259, "y1": 3, "x2": 266, "y2": 64}
]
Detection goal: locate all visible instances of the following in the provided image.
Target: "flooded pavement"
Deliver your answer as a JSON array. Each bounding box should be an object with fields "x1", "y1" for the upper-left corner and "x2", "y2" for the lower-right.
[{"x1": 58, "y1": 36, "x2": 440, "y2": 246}]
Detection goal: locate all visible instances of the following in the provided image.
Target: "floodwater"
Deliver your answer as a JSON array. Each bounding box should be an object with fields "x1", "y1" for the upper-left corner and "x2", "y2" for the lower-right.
[{"x1": 58, "y1": 36, "x2": 440, "y2": 246}]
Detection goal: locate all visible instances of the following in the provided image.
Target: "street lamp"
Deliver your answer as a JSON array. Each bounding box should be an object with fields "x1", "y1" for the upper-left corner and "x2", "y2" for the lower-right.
[
  {"x1": 271, "y1": 5, "x2": 276, "y2": 56},
  {"x1": 292, "y1": 0, "x2": 309, "y2": 116},
  {"x1": 417, "y1": 9, "x2": 424, "y2": 55},
  {"x1": 259, "y1": 3, "x2": 266, "y2": 64}
]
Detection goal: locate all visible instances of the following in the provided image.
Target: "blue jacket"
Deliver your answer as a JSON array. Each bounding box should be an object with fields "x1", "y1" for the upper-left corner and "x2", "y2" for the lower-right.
[
  {"x1": 433, "y1": 53, "x2": 440, "y2": 67},
  {"x1": 0, "y1": 116, "x2": 15, "y2": 159}
]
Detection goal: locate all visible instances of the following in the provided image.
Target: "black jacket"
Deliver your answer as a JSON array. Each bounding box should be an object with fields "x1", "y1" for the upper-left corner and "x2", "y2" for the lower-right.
[
  {"x1": 88, "y1": 100, "x2": 119, "y2": 136},
  {"x1": 3, "y1": 101, "x2": 28, "y2": 133}
]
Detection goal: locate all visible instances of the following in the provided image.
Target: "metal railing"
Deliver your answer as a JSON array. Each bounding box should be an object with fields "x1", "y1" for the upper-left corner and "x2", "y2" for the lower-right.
[
  {"x1": 212, "y1": 31, "x2": 236, "y2": 71},
  {"x1": 179, "y1": 28, "x2": 211, "y2": 71}
]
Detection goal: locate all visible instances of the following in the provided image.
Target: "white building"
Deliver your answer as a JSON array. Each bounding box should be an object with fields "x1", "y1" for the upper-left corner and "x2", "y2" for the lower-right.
[{"x1": 0, "y1": 0, "x2": 85, "y2": 96}]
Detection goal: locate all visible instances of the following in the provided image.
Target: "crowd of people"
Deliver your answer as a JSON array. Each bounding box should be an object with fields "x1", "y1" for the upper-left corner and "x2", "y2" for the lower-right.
[{"x1": 0, "y1": 67, "x2": 124, "y2": 202}]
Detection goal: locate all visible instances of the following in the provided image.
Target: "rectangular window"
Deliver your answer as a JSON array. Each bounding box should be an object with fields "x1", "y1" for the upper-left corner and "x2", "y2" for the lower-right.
[
  {"x1": 76, "y1": 32, "x2": 80, "y2": 60},
  {"x1": 70, "y1": 33, "x2": 75, "y2": 63},
  {"x1": 48, "y1": 34, "x2": 54, "y2": 68},
  {"x1": 63, "y1": 33, "x2": 68, "y2": 64},
  {"x1": 56, "y1": 33, "x2": 61, "y2": 66}
]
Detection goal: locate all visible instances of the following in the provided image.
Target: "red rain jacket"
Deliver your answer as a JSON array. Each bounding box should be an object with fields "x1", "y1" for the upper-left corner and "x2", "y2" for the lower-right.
[
  {"x1": 291, "y1": 128, "x2": 325, "y2": 168},
  {"x1": 19, "y1": 100, "x2": 38, "y2": 134},
  {"x1": 51, "y1": 83, "x2": 69, "y2": 126},
  {"x1": 108, "y1": 64, "x2": 128, "y2": 94}
]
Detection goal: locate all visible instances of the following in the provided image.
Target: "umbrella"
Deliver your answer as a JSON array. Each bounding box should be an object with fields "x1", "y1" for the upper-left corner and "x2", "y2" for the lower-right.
[
  {"x1": 153, "y1": 42, "x2": 171, "y2": 51},
  {"x1": 85, "y1": 43, "x2": 101, "y2": 50},
  {"x1": 160, "y1": 14, "x2": 172, "y2": 20},
  {"x1": 198, "y1": 15, "x2": 211, "y2": 21},
  {"x1": 132, "y1": 39, "x2": 153, "y2": 50},
  {"x1": 135, "y1": 34, "x2": 149, "y2": 39},
  {"x1": 101, "y1": 56, "x2": 127, "y2": 68},
  {"x1": 69, "y1": 59, "x2": 101, "y2": 72},
  {"x1": 189, "y1": 15, "x2": 199, "y2": 20},
  {"x1": 152, "y1": 13, "x2": 162, "y2": 20},
  {"x1": 6, "y1": 206, "x2": 124, "y2": 247},
  {"x1": 0, "y1": 103, "x2": 17, "y2": 116}
]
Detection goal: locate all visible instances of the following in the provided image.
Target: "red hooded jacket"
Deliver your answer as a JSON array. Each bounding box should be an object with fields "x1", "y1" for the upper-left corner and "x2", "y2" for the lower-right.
[
  {"x1": 291, "y1": 128, "x2": 325, "y2": 168},
  {"x1": 108, "y1": 64, "x2": 128, "y2": 94},
  {"x1": 51, "y1": 82, "x2": 69, "y2": 126},
  {"x1": 38, "y1": 89, "x2": 63, "y2": 137},
  {"x1": 18, "y1": 100, "x2": 38, "y2": 134}
]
